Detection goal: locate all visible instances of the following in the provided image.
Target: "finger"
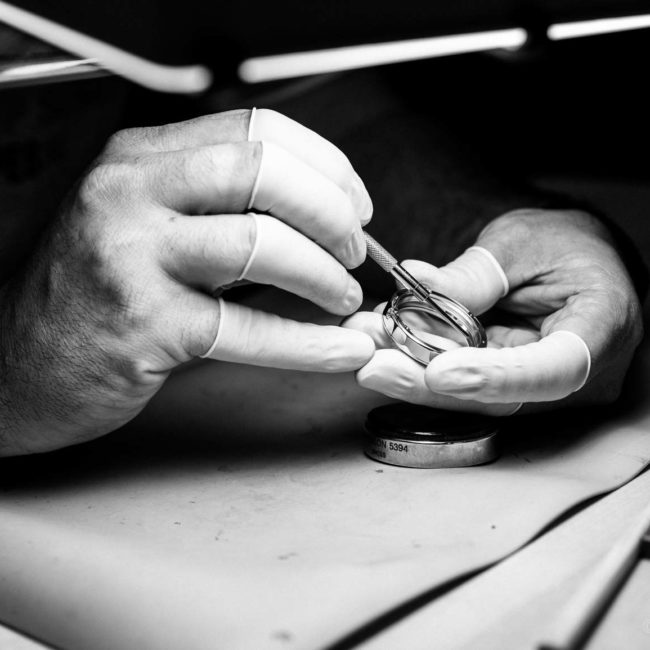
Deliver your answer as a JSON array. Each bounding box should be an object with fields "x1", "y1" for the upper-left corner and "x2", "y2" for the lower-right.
[
  {"x1": 485, "y1": 325, "x2": 541, "y2": 349},
  {"x1": 425, "y1": 330, "x2": 591, "y2": 403},
  {"x1": 539, "y1": 286, "x2": 626, "y2": 375},
  {"x1": 105, "y1": 110, "x2": 251, "y2": 155},
  {"x1": 249, "y1": 108, "x2": 372, "y2": 225},
  {"x1": 200, "y1": 299, "x2": 375, "y2": 372},
  {"x1": 401, "y1": 246, "x2": 508, "y2": 315},
  {"x1": 149, "y1": 142, "x2": 365, "y2": 268},
  {"x1": 164, "y1": 214, "x2": 363, "y2": 316},
  {"x1": 107, "y1": 108, "x2": 372, "y2": 225},
  {"x1": 341, "y1": 311, "x2": 393, "y2": 349},
  {"x1": 356, "y1": 349, "x2": 520, "y2": 415},
  {"x1": 249, "y1": 141, "x2": 366, "y2": 266}
]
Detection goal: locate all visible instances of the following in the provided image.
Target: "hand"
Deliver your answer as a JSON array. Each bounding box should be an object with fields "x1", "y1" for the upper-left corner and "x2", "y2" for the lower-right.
[
  {"x1": 343, "y1": 209, "x2": 643, "y2": 415},
  {"x1": 0, "y1": 109, "x2": 375, "y2": 455}
]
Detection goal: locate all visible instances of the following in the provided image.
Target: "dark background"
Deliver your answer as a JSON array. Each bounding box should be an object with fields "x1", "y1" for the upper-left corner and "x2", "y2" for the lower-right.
[
  {"x1": 8, "y1": 0, "x2": 650, "y2": 63},
  {"x1": 1, "y1": 6, "x2": 650, "y2": 294}
]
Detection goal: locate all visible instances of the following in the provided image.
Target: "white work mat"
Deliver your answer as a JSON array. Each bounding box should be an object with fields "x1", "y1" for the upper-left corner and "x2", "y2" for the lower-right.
[
  {"x1": 2, "y1": 309, "x2": 650, "y2": 650},
  {"x1": 357, "y1": 462, "x2": 650, "y2": 650}
]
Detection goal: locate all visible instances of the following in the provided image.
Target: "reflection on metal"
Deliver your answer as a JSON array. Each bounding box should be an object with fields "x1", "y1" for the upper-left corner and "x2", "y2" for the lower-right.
[
  {"x1": 238, "y1": 28, "x2": 528, "y2": 83},
  {"x1": 0, "y1": 56, "x2": 108, "y2": 88}
]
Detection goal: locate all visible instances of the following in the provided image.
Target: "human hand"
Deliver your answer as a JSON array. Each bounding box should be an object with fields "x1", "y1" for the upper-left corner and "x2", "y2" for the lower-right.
[
  {"x1": 0, "y1": 109, "x2": 374, "y2": 455},
  {"x1": 343, "y1": 209, "x2": 643, "y2": 415}
]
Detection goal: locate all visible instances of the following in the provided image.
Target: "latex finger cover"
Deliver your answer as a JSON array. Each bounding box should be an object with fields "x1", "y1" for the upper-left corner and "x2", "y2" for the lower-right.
[
  {"x1": 403, "y1": 246, "x2": 508, "y2": 315},
  {"x1": 356, "y1": 349, "x2": 521, "y2": 416},
  {"x1": 200, "y1": 299, "x2": 374, "y2": 372},
  {"x1": 426, "y1": 330, "x2": 591, "y2": 403},
  {"x1": 234, "y1": 213, "x2": 362, "y2": 316},
  {"x1": 248, "y1": 108, "x2": 372, "y2": 224}
]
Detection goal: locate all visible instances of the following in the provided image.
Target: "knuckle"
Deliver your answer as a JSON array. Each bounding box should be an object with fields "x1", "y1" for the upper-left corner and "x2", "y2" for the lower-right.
[
  {"x1": 77, "y1": 161, "x2": 134, "y2": 209},
  {"x1": 64, "y1": 212, "x2": 156, "y2": 331},
  {"x1": 103, "y1": 128, "x2": 141, "y2": 156},
  {"x1": 141, "y1": 124, "x2": 176, "y2": 150},
  {"x1": 193, "y1": 143, "x2": 260, "y2": 210},
  {"x1": 83, "y1": 246, "x2": 143, "y2": 314},
  {"x1": 169, "y1": 148, "x2": 204, "y2": 193},
  {"x1": 208, "y1": 108, "x2": 251, "y2": 140}
]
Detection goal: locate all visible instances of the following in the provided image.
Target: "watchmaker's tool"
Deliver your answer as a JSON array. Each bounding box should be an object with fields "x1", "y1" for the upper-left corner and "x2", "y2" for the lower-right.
[
  {"x1": 363, "y1": 232, "x2": 486, "y2": 365},
  {"x1": 361, "y1": 233, "x2": 498, "y2": 468},
  {"x1": 364, "y1": 404, "x2": 499, "y2": 469}
]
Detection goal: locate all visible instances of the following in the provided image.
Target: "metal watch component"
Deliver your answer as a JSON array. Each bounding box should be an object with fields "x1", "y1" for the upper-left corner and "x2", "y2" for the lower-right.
[
  {"x1": 382, "y1": 289, "x2": 487, "y2": 366},
  {"x1": 364, "y1": 404, "x2": 500, "y2": 469}
]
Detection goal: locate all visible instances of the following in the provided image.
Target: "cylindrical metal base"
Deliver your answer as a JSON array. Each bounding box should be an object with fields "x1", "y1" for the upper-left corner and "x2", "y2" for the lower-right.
[{"x1": 364, "y1": 404, "x2": 500, "y2": 469}]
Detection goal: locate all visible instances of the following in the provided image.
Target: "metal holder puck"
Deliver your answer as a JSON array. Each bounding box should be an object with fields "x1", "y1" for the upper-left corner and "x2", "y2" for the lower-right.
[{"x1": 365, "y1": 404, "x2": 500, "y2": 469}]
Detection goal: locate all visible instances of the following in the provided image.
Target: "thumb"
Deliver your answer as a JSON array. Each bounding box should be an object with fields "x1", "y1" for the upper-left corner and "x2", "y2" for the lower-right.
[{"x1": 402, "y1": 246, "x2": 509, "y2": 315}]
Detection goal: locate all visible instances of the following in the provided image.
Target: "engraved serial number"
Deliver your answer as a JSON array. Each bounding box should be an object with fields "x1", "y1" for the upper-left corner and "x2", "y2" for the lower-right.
[{"x1": 389, "y1": 442, "x2": 408, "y2": 453}]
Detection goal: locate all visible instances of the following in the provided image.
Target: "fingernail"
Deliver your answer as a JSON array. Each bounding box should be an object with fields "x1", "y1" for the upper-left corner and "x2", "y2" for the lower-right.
[
  {"x1": 430, "y1": 368, "x2": 487, "y2": 393},
  {"x1": 342, "y1": 276, "x2": 363, "y2": 313}
]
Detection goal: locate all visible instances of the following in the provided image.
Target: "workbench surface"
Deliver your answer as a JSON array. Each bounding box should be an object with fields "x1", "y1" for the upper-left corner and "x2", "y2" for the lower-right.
[{"x1": 2, "y1": 296, "x2": 650, "y2": 650}]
